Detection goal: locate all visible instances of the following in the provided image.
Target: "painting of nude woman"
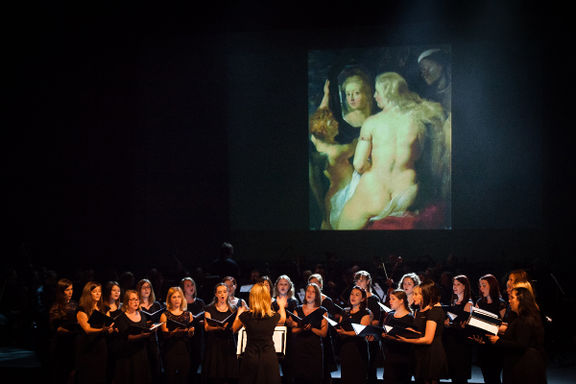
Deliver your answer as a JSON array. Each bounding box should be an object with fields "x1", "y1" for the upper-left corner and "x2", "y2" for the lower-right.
[{"x1": 308, "y1": 45, "x2": 452, "y2": 230}]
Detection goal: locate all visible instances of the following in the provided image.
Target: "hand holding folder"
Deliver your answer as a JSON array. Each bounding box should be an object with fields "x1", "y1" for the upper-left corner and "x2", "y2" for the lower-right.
[{"x1": 205, "y1": 311, "x2": 236, "y2": 330}]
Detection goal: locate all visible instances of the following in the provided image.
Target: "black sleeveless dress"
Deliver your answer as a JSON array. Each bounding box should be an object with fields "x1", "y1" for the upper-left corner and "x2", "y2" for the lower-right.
[
  {"x1": 443, "y1": 300, "x2": 473, "y2": 383},
  {"x1": 382, "y1": 311, "x2": 414, "y2": 384},
  {"x1": 202, "y1": 304, "x2": 239, "y2": 381},
  {"x1": 338, "y1": 307, "x2": 372, "y2": 384},
  {"x1": 75, "y1": 307, "x2": 109, "y2": 384},
  {"x1": 163, "y1": 310, "x2": 193, "y2": 383},
  {"x1": 238, "y1": 311, "x2": 282, "y2": 384},
  {"x1": 292, "y1": 305, "x2": 327, "y2": 383}
]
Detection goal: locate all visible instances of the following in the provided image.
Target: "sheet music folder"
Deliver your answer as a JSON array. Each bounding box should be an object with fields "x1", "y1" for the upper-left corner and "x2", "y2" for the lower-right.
[
  {"x1": 236, "y1": 326, "x2": 287, "y2": 358},
  {"x1": 467, "y1": 307, "x2": 501, "y2": 335}
]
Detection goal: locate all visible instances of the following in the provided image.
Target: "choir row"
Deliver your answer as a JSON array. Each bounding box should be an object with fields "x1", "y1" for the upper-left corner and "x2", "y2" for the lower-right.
[{"x1": 47, "y1": 269, "x2": 546, "y2": 384}]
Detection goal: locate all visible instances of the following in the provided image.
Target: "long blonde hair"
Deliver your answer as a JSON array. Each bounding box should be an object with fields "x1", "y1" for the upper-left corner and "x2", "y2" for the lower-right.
[
  {"x1": 166, "y1": 286, "x2": 188, "y2": 311},
  {"x1": 249, "y1": 282, "x2": 274, "y2": 318}
]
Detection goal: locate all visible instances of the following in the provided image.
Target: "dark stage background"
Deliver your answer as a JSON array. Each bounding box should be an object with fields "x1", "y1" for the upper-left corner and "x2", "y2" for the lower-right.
[{"x1": 5, "y1": 3, "x2": 573, "y2": 280}]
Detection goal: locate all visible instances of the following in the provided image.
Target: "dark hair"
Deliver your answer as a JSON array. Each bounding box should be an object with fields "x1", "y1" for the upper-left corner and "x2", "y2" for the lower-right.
[
  {"x1": 479, "y1": 274, "x2": 502, "y2": 302},
  {"x1": 390, "y1": 289, "x2": 411, "y2": 313},
  {"x1": 513, "y1": 287, "x2": 541, "y2": 327},
  {"x1": 180, "y1": 277, "x2": 197, "y2": 299},
  {"x1": 419, "y1": 280, "x2": 440, "y2": 308},
  {"x1": 452, "y1": 275, "x2": 472, "y2": 304},
  {"x1": 103, "y1": 281, "x2": 121, "y2": 306},
  {"x1": 349, "y1": 285, "x2": 368, "y2": 310}
]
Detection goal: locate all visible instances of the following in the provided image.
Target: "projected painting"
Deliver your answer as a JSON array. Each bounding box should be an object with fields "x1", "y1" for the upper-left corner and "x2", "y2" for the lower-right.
[{"x1": 308, "y1": 45, "x2": 452, "y2": 230}]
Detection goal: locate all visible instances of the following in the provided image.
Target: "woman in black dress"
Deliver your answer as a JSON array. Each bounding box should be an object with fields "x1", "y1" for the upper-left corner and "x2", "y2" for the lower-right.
[
  {"x1": 291, "y1": 282, "x2": 328, "y2": 384},
  {"x1": 381, "y1": 289, "x2": 414, "y2": 384},
  {"x1": 114, "y1": 289, "x2": 154, "y2": 384},
  {"x1": 203, "y1": 282, "x2": 240, "y2": 384},
  {"x1": 308, "y1": 273, "x2": 339, "y2": 383},
  {"x1": 103, "y1": 280, "x2": 122, "y2": 382},
  {"x1": 336, "y1": 285, "x2": 372, "y2": 384},
  {"x1": 137, "y1": 278, "x2": 164, "y2": 381},
  {"x1": 48, "y1": 278, "x2": 78, "y2": 384},
  {"x1": 223, "y1": 276, "x2": 249, "y2": 309},
  {"x1": 160, "y1": 286, "x2": 195, "y2": 384},
  {"x1": 75, "y1": 281, "x2": 115, "y2": 384},
  {"x1": 443, "y1": 274, "x2": 473, "y2": 384},
  {"x1": 353, "y1": 270, "x2": 383, "y2": 384},
  {"x1": 475, "y1": 273, "x2": 507, "y2": 384},
  {"x1": 486, "y1": 287, "x2": 546, "y2": 384},
  {"x1": 181, "y1": 277, "x2": 206, "y2": 384},
  {"x1": 232, "y1": 282, "x2": 287, "y2": 384},
  {"x1": 395, "y1": 280, "x2": 449, "y2": 384}
]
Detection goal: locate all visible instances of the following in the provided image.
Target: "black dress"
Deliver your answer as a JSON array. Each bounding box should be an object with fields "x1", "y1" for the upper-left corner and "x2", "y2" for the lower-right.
[
  {"x1": 443, "y1": 300, "x2": 473, "y2": 383},
  {"x1": 48, "y1": 300, "x2": 78, "y2": 384},
  {"x1": 476, "y1": 298, "x2": 507, "y2": 384},
  {"x1": 238, "y1": 311, "x2": 282, "y2": 384},
  {"x1": 365, "y1": 295, "x2": 383, "y2": 384},
  {"x1": 105, "y1": 306, "x2": 123, "y2": 383},
  {"x1": 75, "y1": 307, "x2": 109, "y2": 384},
  {"x1": 381, "y1": 312, "x2": 414, "y2": 384},
  {"x1": 141, "y1": 301, "x2": 164, "y2": 381},
  {"x1": 114, "y1": 311, "x2": 152, "y2": 384},
  {"x1": 188, "y1": 298, "x2": 206, "y2": 383},
  {"x1": 412, "y1": 305, "x2": 449, "y2": 382},
  {"x1": 292, "y1": 305, "x2": 327, "y2": 383},
  {"x1": 202, "y1": 304, "x2": 239, "y2": 382},
  {"x1": 496, "y1": 316, "x2": 547, "y2": 384},
  {"x1": 163, "y1": 310, "x2": 193, "y2": 384},
  {"x1": 320, "y1": 295, "x2": 339, "y2": 377},
  {"x1": 338, "y1": 307, "x2": 372, "y2": 384}
]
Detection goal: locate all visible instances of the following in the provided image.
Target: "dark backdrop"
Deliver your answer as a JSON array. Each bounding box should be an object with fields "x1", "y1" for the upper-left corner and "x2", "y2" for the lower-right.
[{"x1": 5, "y1": 3, "x2": 573, "y2": 277}]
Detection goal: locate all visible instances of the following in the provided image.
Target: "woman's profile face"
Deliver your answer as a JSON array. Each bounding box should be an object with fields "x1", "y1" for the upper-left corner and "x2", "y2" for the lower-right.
[
  {"x1": 509, "y1": 290, "x2": 519, "y2": 314},
  {"x1": 345, "y1": 82, "x2": 366, "y2": 110},
  {"x1": 389, "y1": 294, "x2": 401, "y2": 311},
  {"x1": 412, "y1": 286, "x2": 423, "y2": 306},
  {"x1": 90, "y1": 286, "x2": 102, "y2": 302},
  {"x1": 453, "y1": 279, "x2": 465, "y2": 296},
  {"x1": 479, "y1": 279, "x2": 491, "y2": 298},
  {"x1": 64, "y1": 285, "x2": 73, "y2": 302}
]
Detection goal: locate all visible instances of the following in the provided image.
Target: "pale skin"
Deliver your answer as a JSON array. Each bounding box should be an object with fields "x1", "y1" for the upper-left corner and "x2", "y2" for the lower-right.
[
  {"x1": 123, "y1": 292, "x2": 154, "y2": 340},
  {"x1": 402, "y1": 277, "x2": 416, "y2": 307},
  {"x1": 182, "y1": 280, "x2": 196, "y2": 304},
  {"x1": 76, "y1": 286, "x2": 115, "y2": 335},
  {"x1": 275, "y1": 279, "x2": 295, "y2": 327},
  {"x1": 291, "y1": 286, "x2": 328, "y2": 337},
  {"x1": 224, "y1": 279, "x2": 248, "y2": 309},
  {"x1": 139, "y1": 282, "x2": 153, "y2": 310},
  {"x1": 336, "y1": 288, "x2": 371, "y2": 337},
  {"x1": 354, "y1": 276, "x2": 379, "y2": 327},
  {"x1": 395, "y1": 286, "x2": 439, "y2": 345},
  {"x1": 231, "y1": 295, "x2": 287, "y2": 333},
  {"x1": 205, "y1": 285, "x2": 234, "y2": 332},
  {"x1": 311, "y1": 80, "x2": 357, "y2": 229},
  {"x1": 107, "y1": 284, "x2": 121, "y2": 312},
  {"x1": 477, "y1": 279, "x2": 506, "y2": 319},
  {"x1": 337, "y1": 86, "x2": 422, "y2": 230},
  {"x1": 343, "y1": 81, "x2": 370, "y2": 128},
  {"x1": 160, "y1": 291, "x2": 195, "y2": 337},
  {"x1": 445, "y1": 279, "x2": 471, "y2": 327},
  {"x1": 381, "y1": 294, "x2": 413, "y2": 340}
]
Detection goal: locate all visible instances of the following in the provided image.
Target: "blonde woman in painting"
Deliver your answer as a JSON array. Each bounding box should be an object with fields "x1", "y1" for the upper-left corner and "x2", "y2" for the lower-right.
[{"x1": 333, "y1": 72, "x2": 446, "y2": 229}]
